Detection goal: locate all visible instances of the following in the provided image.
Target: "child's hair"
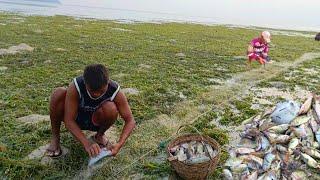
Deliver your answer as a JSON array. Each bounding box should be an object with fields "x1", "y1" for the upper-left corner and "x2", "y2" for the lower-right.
[{"x1": 83, "y1": 64, "x2": 109, "y2": 91}]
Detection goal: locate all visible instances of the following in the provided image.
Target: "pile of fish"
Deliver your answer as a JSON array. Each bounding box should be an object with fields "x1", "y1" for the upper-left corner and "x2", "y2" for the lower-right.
[
  {"x1": 223, "y1": 93, "x2": 320, "y2": 180},
  {"x1": 169, "y1": 140, "x2": 218, "y2": 165}
]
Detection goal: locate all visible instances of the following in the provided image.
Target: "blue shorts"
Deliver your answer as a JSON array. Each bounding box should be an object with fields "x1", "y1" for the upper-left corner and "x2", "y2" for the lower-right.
[{"x1": 75, "y1": 110, "x2": 99, "y2": 131}]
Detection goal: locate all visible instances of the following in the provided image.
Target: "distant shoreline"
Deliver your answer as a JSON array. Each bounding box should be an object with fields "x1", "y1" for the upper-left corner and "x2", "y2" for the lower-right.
[{"x1": 0, "y1": 9, "x2": 318, "y2": 34}]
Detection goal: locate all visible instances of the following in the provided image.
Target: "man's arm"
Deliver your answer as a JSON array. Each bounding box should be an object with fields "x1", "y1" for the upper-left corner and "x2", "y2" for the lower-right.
[
  {"x1": 64, "y1": 83, "x2": 101, "y2": 157},
  {"x1": 112, "y1": 91, "x2": 136, "y2": 156}
]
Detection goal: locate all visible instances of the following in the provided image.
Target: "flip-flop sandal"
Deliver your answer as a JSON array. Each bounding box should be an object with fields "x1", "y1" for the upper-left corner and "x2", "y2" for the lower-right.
[
  {"x1": 91, "y1": 135, "x2": 109, "y2": 148},
  {"x1": 45, "y1": 149, "x2": 63, "y2": 158}
]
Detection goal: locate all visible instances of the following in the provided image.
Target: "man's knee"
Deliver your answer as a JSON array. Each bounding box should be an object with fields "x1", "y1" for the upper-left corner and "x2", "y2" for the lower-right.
[
  {"x1": 101, "y1": 101, "x2": 118, "y2": 118},
  {"x1": 93, "y1": 101, "x2": 118, "y2": 127},
  {"x1": 50, "y1": 87, "x2": 67, "y2": 110},
  {"x1": 51, "y1": 87, "x2": 67, "y2": 100}
]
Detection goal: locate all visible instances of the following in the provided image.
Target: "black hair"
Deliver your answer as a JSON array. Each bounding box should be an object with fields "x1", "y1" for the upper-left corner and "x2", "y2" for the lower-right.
[{"x1": 83, "y1": 64, "x2": 109, "y2": 91}]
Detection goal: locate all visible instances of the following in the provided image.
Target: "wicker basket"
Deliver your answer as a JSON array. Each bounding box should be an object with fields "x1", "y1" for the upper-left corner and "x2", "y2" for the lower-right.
[{"x1": 167, "y1": 134, "x2": 221, "y2": 180}]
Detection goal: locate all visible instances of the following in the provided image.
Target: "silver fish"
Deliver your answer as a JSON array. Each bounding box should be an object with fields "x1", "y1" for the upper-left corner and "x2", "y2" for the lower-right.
[
  {"x1": 256, "y1": 135, "x2": 270, "y2": 151},
  {"x1": 302, "y1": 147, "x2": 320, "y2": 159},
  {"x1": 224, "y1": 157, "x2": 243, "y2": 167},
  {"x1": 196, "y1": 142, "x2": 204, "y2": 155},
  {"x1": 222, "y1": 169, "x2": 233, "y2": 180},
  {"x1": 170, "y1": 145, "x2": 179, "y2": 155},
  {"x1": 262, "y1": 153, "x2": 276, "y2": 171},
  {"x1": 257, "y1": 170, "x2": 277, "y2": 180},
  {"x1": 312, "y1": 142, "x2": 320, "y2": 149},
  {"x1": 245, "y1": 123, "x2": 257, "y2": 130},
  {"x1": 240, "y1": 128, "x2": 260, "y2": 139},
  {"x1": 185, "y1": 148, "x2": 192, "y2": 159},
  {"x1": 270, "y1": 160, "x2": 281, "y2": 171},
  {"x1": 239, "y1": 138, "x2": 257, "y2": 149},
  {"x1": 290, "y1": 170, "x2": 308, "y2": 180},
  {"x1": 298, "y1": 94, "x2": 313, "y2": 115},
  {"x1": 204, "y1": 144, "x2": 217, "y2": 158},
  {"x1": 316, "y1": 130, "x2": 320, "y2": 143},
  {"x1": 274, "y1": 135, "x2": 291, "y2": 144},
  {"x1": 300, "y1": 152, "x2": 320, "y2": 169},
  {"x1": 288, "y1": 138, "x2": 299, "y2": 154},
  {"x1": 268, "y1": 169, "x2": 280, "y2": 180},
  {"x1": 230, "y1": 163, "x2": 248, "y2": 173},
  {"x1": 263, "y1": 131, "x2": 278, "y2": 142},
  {"x1": 189, "y1": 141, "x2": 197, "y2": 145},
  {"x1": 257, "y1": 173, "x2": 266, "y2": 180},
  {"x1": 309, "y1": 116, "x2": 319, "y2": 133},
  {"x1": 247, "y1": 161, "x2": 260, "y2": 170},
  {"x1": 235, "y1": 147, "x2": 255, "y2": 155},
  {"x1": 291, "y1": 124, "x2": 308, "y2": 138},
  {"x1": 313, "y1": 95, "x2": 320, "y2": 124},
  {"x1": 268, "y1": 124, "x2": 289, "y2": 134},
  {"x1": 243, "y1": 154, "x2": 264, "y2": 167},
  {"x1": 264, "y1": 131, "x2": 291, "y2": 143},
  {"x1": 305, "y1": 126, "x2": 315, "y2": 143},
  {"x1": 276, "y1": 144, "x2": 288, "y2": 153},
  {"x1": 259, "y1": 118, "x2": 275, "y2": 131},
  {"x1": 241, "y1": 170, "x2": 258, "y2": 180},
  {"x1": 188, "y1": 144, "x2": 196, "y2": 157},
  {"x1": 301, "y1": 139, "x2": 312, "y2": 148},
  {"x1": 181, "y1": 143, "x2": 188, "y2": 149},
  {"x1": 290, "y1": 115, "x2": 310, "y2": 127},
  {"x1": 88, "y1": 148, "x2": 112, "y2": 167},
  {"x1": 185, "y1": 156, "x2": 210, "y2": 164},
  {"x1": 241, "y1": 115, "x2": 257, "y2": 125},
  {"x1": 176, "y1": 147, "x2": 187, "y2": 161}
]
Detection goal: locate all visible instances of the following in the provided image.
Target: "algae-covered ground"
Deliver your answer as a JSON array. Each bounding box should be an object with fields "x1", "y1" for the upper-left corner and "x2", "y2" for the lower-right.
[{"x1": 0, "y1": 12, "x2": 319, "y2": 179}]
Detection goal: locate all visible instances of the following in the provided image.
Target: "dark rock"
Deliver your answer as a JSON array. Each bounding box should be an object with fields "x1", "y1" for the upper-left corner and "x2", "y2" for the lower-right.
[
  {"x1": 17, "y1": 114, "x2": 50, "y2": 123},
  {"x1": 315, "y1": 33, "x2": 320, "y2": 41},
  {"x1": 269, "y1": 81, "x2": 287, "y2": 89},
  {"x1": 121, "y1": 88, "x2": 139, "y2": 95}
]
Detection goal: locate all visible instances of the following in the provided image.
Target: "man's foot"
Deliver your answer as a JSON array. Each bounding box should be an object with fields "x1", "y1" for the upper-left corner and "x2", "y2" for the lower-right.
[
  {"x1": 46, "y1": 139, "x2": 62, "y2": 158},
  {"x1": 93, "y1": 134, "x2": 109, "y2": 147}
]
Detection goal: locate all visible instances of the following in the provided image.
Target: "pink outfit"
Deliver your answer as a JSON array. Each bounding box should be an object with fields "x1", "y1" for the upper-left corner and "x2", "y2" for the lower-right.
[{"x1": 248, "y1": 37, "x2": 269, "y2": 62}]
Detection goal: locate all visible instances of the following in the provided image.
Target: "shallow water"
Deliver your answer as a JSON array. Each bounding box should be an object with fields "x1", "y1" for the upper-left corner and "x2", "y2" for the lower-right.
[{"x1": 0, "y1": 0, "x2": 319, "y2": 31}]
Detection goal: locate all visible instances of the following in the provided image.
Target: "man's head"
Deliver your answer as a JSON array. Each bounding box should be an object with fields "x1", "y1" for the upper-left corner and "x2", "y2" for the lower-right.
[
  {"x1": 261, "y1": 31, "x2": 271, "y2": 44},
  {"x1": 83, "y1": 64, "x2": 109, "y2": 98}
]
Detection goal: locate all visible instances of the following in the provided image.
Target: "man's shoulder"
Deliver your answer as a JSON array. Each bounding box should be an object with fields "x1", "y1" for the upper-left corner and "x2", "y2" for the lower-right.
[
  {"x1": 74, "y1": 75, "x2": 84, "y2": 82},
  {"x1": 109, "y1": 79, "x2": 120, "y2": 88},
  {"x1": 108, "y1": 79, "x2": 121, "y2": 101}
]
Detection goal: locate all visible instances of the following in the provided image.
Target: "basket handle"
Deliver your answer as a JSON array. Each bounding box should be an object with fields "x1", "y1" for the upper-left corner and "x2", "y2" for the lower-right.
[
  {"x1": 168, "y1": 124, "x2": 203, "y2": 162},
  {"x1": 176, "y1": 123, "x2": 202, "y2": 136},
  {"x1": 176, "y1": 124, "x2": 216, "y2": 159}
]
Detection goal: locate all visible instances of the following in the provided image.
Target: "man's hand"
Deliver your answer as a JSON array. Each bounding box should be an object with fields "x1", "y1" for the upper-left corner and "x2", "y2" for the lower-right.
[
  {"x1": 111, "y1": 143, "x2": 122, "y2": 156},
  {"x1": 85, "y1": 143, "x2": 101, "y2": 157}
]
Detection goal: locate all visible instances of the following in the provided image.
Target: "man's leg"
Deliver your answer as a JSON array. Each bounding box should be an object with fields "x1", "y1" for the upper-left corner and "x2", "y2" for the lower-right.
[
  {"x1": 47, "y1": 87, "x2": 67, "y2": 156},
  {"x1": 92, "y1": 101, "x2": 119, "y2": 146}
]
